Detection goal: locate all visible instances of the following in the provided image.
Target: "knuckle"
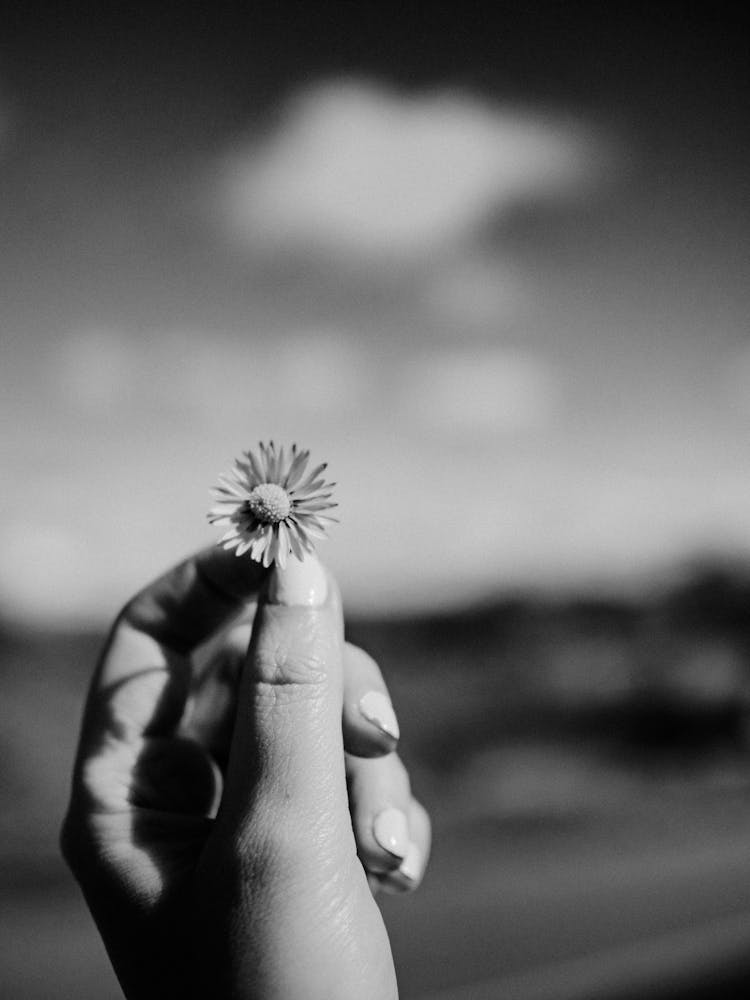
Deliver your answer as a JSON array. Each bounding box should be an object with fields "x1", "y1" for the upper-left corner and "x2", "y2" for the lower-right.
[
  {"x1": 252, "y1": 611, "x2": 335, "y2": 686},
  {"x1": 387, "y1": 755, "x2": 411, "y2": 796}
]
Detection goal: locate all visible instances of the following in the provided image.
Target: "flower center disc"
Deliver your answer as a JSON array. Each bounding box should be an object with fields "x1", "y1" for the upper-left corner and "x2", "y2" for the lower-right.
[{"x1": 246, "y1": 483, "x2": 291, "y2": 524}]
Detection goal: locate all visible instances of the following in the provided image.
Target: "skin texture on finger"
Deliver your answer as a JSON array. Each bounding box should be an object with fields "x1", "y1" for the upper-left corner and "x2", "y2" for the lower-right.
[
  {"x1": 183, "y1": 633, "x2": 400, "y2": 774},
  {"x1": 194, "y1": 558, "x2": 399, "y2": 1000},
  {"x1": 342, "y1": 643, "x2": 400, "y2": 758},
  {"x1": 346, "y1": 751, "x2": 413, "y2": 875},
  {"x1": 210, "y1": 565, "x2": 352, "y2": 861}
]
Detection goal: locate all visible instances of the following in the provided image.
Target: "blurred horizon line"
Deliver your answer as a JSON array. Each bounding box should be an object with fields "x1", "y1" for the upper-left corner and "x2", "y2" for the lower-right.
[{"x1": 4, "y1": 546, "x2": 750, "y2": 634}]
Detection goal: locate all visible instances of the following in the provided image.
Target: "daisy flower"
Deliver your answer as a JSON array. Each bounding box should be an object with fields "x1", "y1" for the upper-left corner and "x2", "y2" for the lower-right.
[{"x1": 207, "y1": 442, "x2": 338, "y2": 568}]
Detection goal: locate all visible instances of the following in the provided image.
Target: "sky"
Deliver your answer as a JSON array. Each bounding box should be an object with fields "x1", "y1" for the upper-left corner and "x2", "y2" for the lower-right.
[{"x1": 1, "y1": 4, "x2": 749, "y2": 625}]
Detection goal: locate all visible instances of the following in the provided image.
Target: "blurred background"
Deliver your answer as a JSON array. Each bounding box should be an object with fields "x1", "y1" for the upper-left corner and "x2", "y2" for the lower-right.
[{"x1": 1, "y1": 2, "x2": 750, "y2": 997}]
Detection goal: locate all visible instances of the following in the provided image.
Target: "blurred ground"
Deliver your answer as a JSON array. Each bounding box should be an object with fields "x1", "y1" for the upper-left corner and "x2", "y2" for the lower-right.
[{"x1": 4, "y1": 563, "x2": 750, "y2": 997}]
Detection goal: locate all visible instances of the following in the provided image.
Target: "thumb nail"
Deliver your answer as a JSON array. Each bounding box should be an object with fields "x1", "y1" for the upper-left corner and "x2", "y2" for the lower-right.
[{"x1": 266, "y1": 554, "x2": 328, "y2": 607}]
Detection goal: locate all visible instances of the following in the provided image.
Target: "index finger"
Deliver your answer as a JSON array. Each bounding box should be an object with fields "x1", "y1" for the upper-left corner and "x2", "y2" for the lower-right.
[
  {"x1": 84, "y1": 546, "x2": 267, "y2": 744},
  {"x1": 120, "y1": 544, "x2": 268, "y2": 655}
]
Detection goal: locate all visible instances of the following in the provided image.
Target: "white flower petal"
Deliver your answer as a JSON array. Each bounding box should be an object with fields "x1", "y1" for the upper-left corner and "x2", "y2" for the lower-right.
[
  {"x1": 258, "y1": 442, "x2": 274, "y2": 481},
  {"x1": 284, "y1": 447, "x2": 310, "y2": 489},
  {"x1": 217, "y1": 476, "x2": 249, "y2": 497},
  {"x1": 300, "y1": 500, "x2": 337, "y2": 513},
  {"x1": 276, "y1": 541, "x2": 288, "y2": 569},
  {"x1": 242, "y1": 450, "x2": 265, "y2": 484},
  {"x1": 250, "y1": 532, "x2": 270, "y2": 562},
  {"x1": 287, "y1": 526, "x2": 305, "y2": 560},
  {"x1": 296, "y1": 463, "x2": 328, "y2": 492},
  {"x1": 262, "y1": 539, "x2": 275, "y2": 567}
]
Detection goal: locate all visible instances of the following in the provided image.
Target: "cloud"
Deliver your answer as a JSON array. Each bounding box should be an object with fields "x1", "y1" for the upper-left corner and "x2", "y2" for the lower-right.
[
  {"x1": 420, "y1": 255, "x2": 529, "y2": 328},
  {"x1": 270, "y1": 330, "x2": 371, "y2": 416},
  {"x1": 217, "y1": 79, "x2": 601, "y2": 260},
  {"x1": 55, "y1": 327, "x2": 138, "y2": 412},
  {"x1": 405, "y1": 347, "x2": 560, "y2": 435},
  {"x1": 49, "y1": 324, "x2": 368, "y2": 426}
]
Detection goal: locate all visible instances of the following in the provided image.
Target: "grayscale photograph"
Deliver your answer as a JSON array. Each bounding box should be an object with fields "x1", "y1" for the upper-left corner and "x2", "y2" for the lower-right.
[{"x1": 1, "y1": 3, "x2": 749, "y2": 998}]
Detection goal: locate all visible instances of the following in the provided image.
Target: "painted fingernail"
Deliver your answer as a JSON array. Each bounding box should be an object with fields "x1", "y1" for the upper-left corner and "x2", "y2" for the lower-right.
[
  {"x1": 267, "y1": 555, "x2": 327, "y2": 607},
  {"x1": 359, "y1": 691, "x2": 400, "y2": 741},
  {"x1": 373, "y1": 807, "x2": 410, "y2": 859},
  {"x1": 398, "y1": 842, "x2": 423, "y2": 882}
]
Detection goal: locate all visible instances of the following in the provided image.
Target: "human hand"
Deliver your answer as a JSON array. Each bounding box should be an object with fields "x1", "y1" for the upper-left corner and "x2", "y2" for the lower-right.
[{"x1": 61, "y1": 547, "x2": 431, "y2": 999}]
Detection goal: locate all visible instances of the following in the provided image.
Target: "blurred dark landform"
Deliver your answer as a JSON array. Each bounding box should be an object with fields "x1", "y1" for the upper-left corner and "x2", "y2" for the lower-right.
[
  {"x1": 5, "y1": 560, "x2": 750, "y2": 998},
  {"x1": 349, "y1": 561, "x2": 750, "y2": 795}
]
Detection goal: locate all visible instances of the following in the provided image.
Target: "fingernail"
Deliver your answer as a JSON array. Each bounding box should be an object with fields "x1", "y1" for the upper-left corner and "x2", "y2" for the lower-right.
[
  {"x1": 398, "y1": 842, "x2": 423, "y2": 882},
  {"x1": 373, "y1": 807, "x2": 409, "y2": 859},
  {"x1": 359, "y1": 691, "x2": 400, "y2": 741},
  {"x1": 267, "y1": 555, "x2": 327, "y2": 607}
]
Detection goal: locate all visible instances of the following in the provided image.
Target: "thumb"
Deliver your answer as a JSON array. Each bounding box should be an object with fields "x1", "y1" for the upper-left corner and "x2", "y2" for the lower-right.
[{"x1": 217, "y1": 554, "x2": 353, "y2": 862}]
